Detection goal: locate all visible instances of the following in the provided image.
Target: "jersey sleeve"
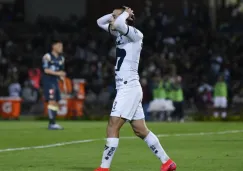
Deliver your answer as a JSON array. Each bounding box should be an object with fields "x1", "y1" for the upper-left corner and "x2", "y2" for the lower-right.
[
  {"x1": 42, "y1": 53, "x2": 51, "y2": 69},
  {"x1": 97, "y1": 14, "x2": 118, "y2": 36},
  {"x1": 113, "y1": 12, "x2": 143, "y2": 42}
]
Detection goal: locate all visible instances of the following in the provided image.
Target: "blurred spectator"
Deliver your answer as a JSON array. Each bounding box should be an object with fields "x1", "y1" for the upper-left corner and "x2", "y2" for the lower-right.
[
  {"x1": 22, "y1": 81, "x2": 38, "y2": 103},
  {"x1": 97, "y1": 86, "x2": 111, "y2": 108},
  {"x1": 148, "y1": 77, "x2": 175, "y2": 121},
  {"x1": 171, "y1": 76, "x2": 184, "y2": 122},
  {"x1": 8, "y1": 76, "x2": 21, "y2": 97},
  {"x1": 85, "y1": 90, "x2": 97, "y2": 108},
  {"x1": 232, "y1": 88, "x2": 243, "y2": 104},
  {"x1": 213, "y1": 75, "x2": 228, "y2": 118},
  {"x1": 210, "y1": 54, "x2": 223, "y2": 80},
  {"x1": 197, "y1": 77, "x2": 213, "y2": 110},
  {"x1": 28, "y1": 68, "x2": 41, "y2": 89}
]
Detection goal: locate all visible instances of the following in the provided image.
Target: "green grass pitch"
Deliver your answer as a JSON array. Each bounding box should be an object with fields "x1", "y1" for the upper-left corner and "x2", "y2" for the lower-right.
[{"x1": 0, "y1": 121, "x2": 243, "y2": 171}]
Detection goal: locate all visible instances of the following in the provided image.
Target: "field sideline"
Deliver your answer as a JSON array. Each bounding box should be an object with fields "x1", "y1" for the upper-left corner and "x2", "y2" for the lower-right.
[{"x1": 0, "y1": 121, "x2": 243, "y2": 171}]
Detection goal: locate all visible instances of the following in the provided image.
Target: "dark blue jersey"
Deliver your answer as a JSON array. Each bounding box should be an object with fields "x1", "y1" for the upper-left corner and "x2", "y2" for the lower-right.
[{"x1": 42, "y1": 53, "x2": 65, "y2": 84}]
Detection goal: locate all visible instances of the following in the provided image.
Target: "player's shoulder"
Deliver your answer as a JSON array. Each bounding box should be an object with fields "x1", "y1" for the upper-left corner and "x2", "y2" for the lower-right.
[
  {"x1": 130, "y1": 26, "x2": 143, "y2": 39},
  {"x1": 43, "y1": 53, "x2": 51, "y2": 60}
]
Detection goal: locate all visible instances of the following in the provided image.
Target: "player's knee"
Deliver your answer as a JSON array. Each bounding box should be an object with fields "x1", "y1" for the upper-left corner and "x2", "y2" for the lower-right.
[
  {"x1": 106, "y1": 117, "x2": 125, "y2": 137},
  {"x1": 133, "y1": 129, "x2": 142, "y2": 138},
  {"x1": 133, "y1": 128, "x2": 149, "y2": 139},
  {"x1": 107, "y1": 121, "x2": 119, "y2": 132}
]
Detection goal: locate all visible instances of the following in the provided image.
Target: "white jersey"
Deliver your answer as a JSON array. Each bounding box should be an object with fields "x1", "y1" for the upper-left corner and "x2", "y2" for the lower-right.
[
  {"x1": 97, "y1": 12, "x2": 143, "y2": 89},
  {"x1": 114, "y1": 30, "x2": 143, "y2": 89}
]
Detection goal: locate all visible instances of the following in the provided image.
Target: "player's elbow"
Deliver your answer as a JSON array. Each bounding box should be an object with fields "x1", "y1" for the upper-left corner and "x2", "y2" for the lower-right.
[
  {"x1": 96, "y1": 19, "x2": 100, "y2": 26},
  {"x1": 97, "y1": 18, "x2": 103, "y2": 27},
  {"x1": 113, "y1": 20, "x2": 122, "y2": 30}
]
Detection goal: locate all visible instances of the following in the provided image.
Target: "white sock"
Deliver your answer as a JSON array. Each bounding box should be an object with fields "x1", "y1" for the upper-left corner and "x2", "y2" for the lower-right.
[
  {"x1": 144, "y1": 131, "x2": 170, "y2": 164},
  {"x1": 221, "y1": 112, "x2": 227, "y2": 118},
  {"x1": 100, "y1": 138, "x2": 119, "y2": 168},
  {"x1": 214, "y1": 112, "x2": 219, "y2": 118}
]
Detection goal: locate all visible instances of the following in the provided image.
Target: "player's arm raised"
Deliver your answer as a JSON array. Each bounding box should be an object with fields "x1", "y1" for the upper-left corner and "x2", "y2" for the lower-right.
[
  {"x1": 113, "y1": 8, "x2": 143, "y2": 42},
  {"x1": 42, "y1": 54, "x2": 66, "y2": 77},
  {"x1": 97, "y1": 14, "x2": 112, "y2": 31},
  {"x1": 97, "y1": 14, "x2": 117, "y2": 36}
]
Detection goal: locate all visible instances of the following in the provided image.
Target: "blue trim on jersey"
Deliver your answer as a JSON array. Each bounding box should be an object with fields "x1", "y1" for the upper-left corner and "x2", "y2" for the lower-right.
[{"x1": 124, "y1": 25, "x2": 129, "y2": 36}]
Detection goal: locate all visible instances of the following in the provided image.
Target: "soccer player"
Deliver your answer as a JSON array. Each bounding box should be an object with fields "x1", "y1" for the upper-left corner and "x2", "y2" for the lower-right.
[
  {"x1": 95, "y1": 7, "x2": 176, "y2": 171},
  {"x1": 213, "y1": 75, "x2": 228, "y2": 118},
  {"x1": 42, "y1": 39, "x2": 66, "y2": 130}
]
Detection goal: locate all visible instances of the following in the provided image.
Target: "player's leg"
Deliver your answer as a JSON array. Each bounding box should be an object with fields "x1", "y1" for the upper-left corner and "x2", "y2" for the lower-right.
[
  {"x1": 221, "y1": 108, "x2": 227, "y2": 118},
  {"x1": 178, "y1": 102, "x2": 184, "y2": 122},
  {"x1": 48, "y1": 100, "x2": 58, "y2": 125},
  {"x1": 50, "y1": 86, "x2": 63, "y2": 129},
  {"x1": 172, "y1": 101, "x2": 178, "y2": 121},
  {"x1": 221, "y1": 97, "x2": 227, "y2": 118},
  {"x1": 130, "y1": 119, "x2": 170, "y2": 162},
  {"x1": 44, "y1": 84, "x2": 63, "y2": 130},
  {"x1": 95, "y1": 88, "x2": 129, "y2": 171},
  {"x1": 130, "y1": 104, "x2": 176, "y2": 171},
  {"x1": 98, "y1": 116, "x2": 126, "y2": 170},
  {"x1": 213, "y1": 97, "x2": 220, "y2": 118},
  {"x1": 44, "y1": 85, "x2": 57, "y2": 125},
  {"x1": 166, "y1": 100, "x2": 174, "y2": 122}
]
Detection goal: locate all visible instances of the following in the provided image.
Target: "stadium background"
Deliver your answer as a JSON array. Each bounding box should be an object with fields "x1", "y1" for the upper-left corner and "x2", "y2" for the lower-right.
[{"x1": 0, "y1": 0, "x2": 243, "y2": 119}]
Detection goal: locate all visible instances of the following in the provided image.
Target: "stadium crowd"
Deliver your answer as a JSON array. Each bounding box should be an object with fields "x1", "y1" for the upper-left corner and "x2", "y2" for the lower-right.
[{"x1": 0, "y1": 1, "x2": 243, "y2": 116}]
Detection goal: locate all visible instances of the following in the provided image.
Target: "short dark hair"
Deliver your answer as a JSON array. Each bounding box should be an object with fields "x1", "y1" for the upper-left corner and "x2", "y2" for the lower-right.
[
  {"x1": 48, "y1": 38, "x2": 62, "y2": 52},
  {"x1": 51, "y1": 38, "x2": 63, "y2": 46}
]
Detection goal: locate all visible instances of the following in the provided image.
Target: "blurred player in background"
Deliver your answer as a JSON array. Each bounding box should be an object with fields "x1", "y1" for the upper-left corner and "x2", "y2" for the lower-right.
[
  {"x1": 213, "y1": 75, "x2": 228, "y2": 118},
  {"x1": 171, "y1": 76, "x2": 184, "y2": 122},
  {"x1": 95, "y1": 6, "x2": 176, "y2": 171},
  {"x1": 42, "y1": 39, "x2": 66, "y2": 130}
]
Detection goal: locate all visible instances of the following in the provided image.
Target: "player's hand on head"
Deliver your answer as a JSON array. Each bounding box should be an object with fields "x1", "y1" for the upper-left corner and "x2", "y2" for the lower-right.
[
  {"x1": 123, "y1": 6, "x2": 132, "y2": 12},
  {"x1": 123, "y1": 6, "x2": 134, "y2": 20}
]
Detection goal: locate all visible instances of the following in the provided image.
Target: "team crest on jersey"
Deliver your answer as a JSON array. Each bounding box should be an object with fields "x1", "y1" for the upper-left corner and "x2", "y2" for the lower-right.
[
  {"x1": 116, "y1": 36, "x2": 124, "y2": 45},
  {"x1": 50, "y1": 65, "x2": 56, "y2": 71}
]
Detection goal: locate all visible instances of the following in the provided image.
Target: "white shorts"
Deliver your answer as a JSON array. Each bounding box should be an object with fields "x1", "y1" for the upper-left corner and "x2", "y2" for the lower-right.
[
  {"x1": 110, "y1": 86, "x2": 144, "y2": 121},
  {"x1": 214, "y1": 97, "x2": 227, "y2": 108},
  {"x1": 148, "y1": 99, "x2": 175, "y2": 112}
]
